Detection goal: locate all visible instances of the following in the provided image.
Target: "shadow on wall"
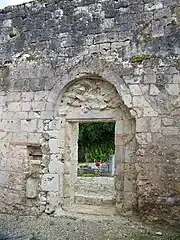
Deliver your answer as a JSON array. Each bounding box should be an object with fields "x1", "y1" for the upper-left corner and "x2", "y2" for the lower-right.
[
  {"x1": 0, "y1": 232, "x2": 39, "y2": 240},
  {"x1": 0, "y1": 233, "x2": 23, "y2": 239}
]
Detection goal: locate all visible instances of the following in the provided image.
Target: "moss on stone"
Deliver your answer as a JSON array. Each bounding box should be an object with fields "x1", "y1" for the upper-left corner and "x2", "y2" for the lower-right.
[
  {"x1": 130, "y1": 54, "x2": 154, "y2": 63},
  {"x1": 0, "y1": 66, "x2": 10, "y2": 91},
  {"x1": 175, "y1": 58, "x2": 180, "y2": 71},
  {"x1": 143, "y1": 27, "x2": 152, "y2": 42},
  {"x1": 173, "y1": 7, "x2": 180, "y2": 24},
  {"x1": 26, "y1": 54, "x2": 41, "y2": 61}
]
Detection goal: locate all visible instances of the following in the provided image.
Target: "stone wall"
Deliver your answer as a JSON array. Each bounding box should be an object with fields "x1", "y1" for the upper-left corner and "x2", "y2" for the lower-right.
[{"x1": 0, "y1": 0, "x2": 179, "y2": 224}]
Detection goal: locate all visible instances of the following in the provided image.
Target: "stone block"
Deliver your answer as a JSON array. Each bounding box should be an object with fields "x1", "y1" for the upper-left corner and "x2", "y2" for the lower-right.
[
  {"x1": 8, "y1": 102, "x2": 21, "y2": 112},
  {"x1": 165, "y1": 84, "x2": 180, "y2": 95},
  {"x1": 143, "y1": 74, "x2": 156, "y2": 84},
  {"x1": 143, "y1": 107, "x2": 159, "y2": 117},
  {"x1": 49, "y1": 160, "x2": 64, "y2": 174},
  {"x1": 41, "y1": 174, "x2": 59, "y2": 192},
  {"x1": 49, "y1": 119, "x2": 61, "y2": 130},
  {"x1": 124, "y1": 176, "x2": 133, "y2": 192},
  {"x1": 144, "y1": 2, "x2": 163, "y2": 11},
  {"x1": 154, "y1": 7, "x2": 172, "y2": 20},
  {"x1": 123, "y1": 75, "x2": 142, "y2": 84},
  {"x1": 22, "y1": 92, "x2": 34, "y2": 101},
  {"x1": 63, "y1": 174, "x2": 72, "y2": 198},
  {"x1": 129, "y1": 84, "x2": 142, "y2": 96},
  {"x1": 0, "y1": 120, "x2": 5, "y2": 131},
  {"x1": 46, "y1": 130, "x2": 59, "y2": 138},
  {"x1": 152, "y1": 20, "x2": 164, "y2": 38},
  {"x1": 3, "y1": 112, "x2": 14, "y2": 120},
  {"x1": 136, "y1": 133, "x2": 152, "y2": 145},
  {"x1": 173, "y1": 74, "x2": 180, "y2": 84},
  {"x1": 162, "y1": 127, "x2": 179, "y2": 135},
  {"x1": 41, "y1": 111, "x2": 54, "y2": 120},
  {"x1": 0, "y1": 132, "x2": 7, "y2": 140},
  {"x1": 0, "y1": 171, "x2": 9, "y2": 185},
  {"x1": 26, "y1": 178, "x2": 38, "y2": 199},
  {"x1": 150, "y1": 117, "x2": 161, "y2": 132},
  {"x1": 136, "y1": 118, "x2": 149, "y2": 132},
  {"x1": 49, "y1": 139, "x2": 59, "y2": 154},
  {"x1": 46, "y1": 192, "x2": 61, "y2": 209},
  {"x1": 21, "y1": 119, "x2": 37, "y2": 132},
  {"x1": 115, "y1": 133, "x2": 134, "y2": 146},
  {"x1": 29, "y1": 111, "x2": 41, "y2": 119},
  {"x1": 46, "y1": 102, "x2": 54, "y2": 111},
  {"x1": 37, "y1": 120, "x2": 44, "y2": 132},
  {"x1": 133, "y1": 96, "x2": 151, "y2": 108},
  {"x1": 21, "y1": 102, "x2": 31, "y2": 111},
  {"x1": 0, "y1": 96, "x2": 5, "y2": 106},
  {"x1": 12, "y1": 133, "x2": 23, "y2": 142},
  {"x1": 115, "y1": 119, "x2": 123, "y2": 134},
  {"x1": 27, "y1": 133, "x2": 41, "y2": 143},
  {"x1": 34, "y1": 91, "x2": 48, "y2": 102},
  {"x1": 4, "y1": 120, "x2": 20, "y2": 132},
  {"x1": 31, "y1": 102, "x2": 46, "y2": 111},
  {"x1": 115, "y1": 145, "x2": 126, "y2": 163},
  {"x1": 150, "y1": 84, "x2": 160, "y2": 96},
  {"x1": 6, "y1": 92, "x2": 21, "y2": 102},
  {"x1": 19, "y1": 132, "x2": 28, "y2": 142},
  {"x1": 121, "y1": 94, "x2": 132, "y2": 108},
  {"x1": 162, "y1": 117, "x2": 174, "y2": 126},
  {"x1": 18, "y1": 111, "x2": 28, "y2": 119},
  {"x1": 6, "y1": 191, "x2": 21, "y2": 205}
]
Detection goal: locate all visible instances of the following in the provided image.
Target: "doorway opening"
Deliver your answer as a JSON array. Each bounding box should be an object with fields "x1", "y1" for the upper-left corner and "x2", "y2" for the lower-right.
[
  {"x1": 77, "y1": 122, "x2": 115, "y2": 177},
  {"x1": 72, "y1": 121, "x2": 116, "y2": 213}
]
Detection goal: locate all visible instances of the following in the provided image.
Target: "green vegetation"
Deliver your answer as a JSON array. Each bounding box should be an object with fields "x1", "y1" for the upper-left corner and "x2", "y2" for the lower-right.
[
  {"x1": 25, "y1": 54, "x2": 41, "y2": 61},
  {"x1": 130, "y1": 54, "x2": 154, "y2": 64},
  {"x1": 0, "y1": 66, "x2": 10, "y2": 91},
  {"x1": 78, "y1": 122, "x2": 115, "y2": 163},
  {"x1": 176, "y1": 58, "x2": 180, "y2": 71},
  {"x1": 173, "y1": 6, "x2": 180, "y2": 24},
  {"x1": 82, "y1": 173, "x2": 98, "y2": 177}
]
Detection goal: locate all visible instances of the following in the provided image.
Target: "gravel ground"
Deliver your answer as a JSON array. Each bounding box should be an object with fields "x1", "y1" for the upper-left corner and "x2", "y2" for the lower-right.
[{"x1": 0, "y1": 213, "x2": 179, "y2": 240}]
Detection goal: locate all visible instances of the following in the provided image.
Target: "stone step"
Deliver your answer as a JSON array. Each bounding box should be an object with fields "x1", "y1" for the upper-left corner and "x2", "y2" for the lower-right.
[
  {"x1": 71, "y1": 204, "x2": 116, "y2": 216},
  {"x1": 74, "y1": 194, "x2": 116, "y2": 206},
  {"x1": 55, "y1": 204, "x2": 116, "y2": 217}
]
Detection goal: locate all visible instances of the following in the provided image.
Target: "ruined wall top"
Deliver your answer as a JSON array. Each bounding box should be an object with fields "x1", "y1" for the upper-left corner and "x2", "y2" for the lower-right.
[
  {"x1": 0, "y1": 0, "x2": 179, "y2": 92},
  {"x1": 0, "y1": 0, "x2": 180, "y2": 62}
]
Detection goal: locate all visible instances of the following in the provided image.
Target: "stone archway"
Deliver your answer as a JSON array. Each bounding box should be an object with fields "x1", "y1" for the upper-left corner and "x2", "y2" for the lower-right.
[{"x1": 54, "y1": 75, "x2": 137, "y2": 215}]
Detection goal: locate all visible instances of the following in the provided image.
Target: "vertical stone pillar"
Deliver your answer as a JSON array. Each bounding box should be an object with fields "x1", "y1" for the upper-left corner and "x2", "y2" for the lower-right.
[
  {"x1": 63, "y1": 121, "x2": 79, "y2": 208},
  {"x1": 115, "y1": 115, "x2": 136, "y2": 215}
]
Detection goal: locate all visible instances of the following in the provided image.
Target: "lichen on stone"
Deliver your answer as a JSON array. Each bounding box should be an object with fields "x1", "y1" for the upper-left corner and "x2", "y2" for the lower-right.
[
  {"x1": 25, "y1": 54, "x2": 41, "y2": 62},
  {"x1": 175, "y1": 58, "x2": 180, "y2": 71},
  {"x1": 130, "y1": 54, "x2": 154, "y2": 63},
  {"x1": 173, "y1": 6, "x2": 180, "y2": 24},
  {"x1": 0, "y1": 65, "x2": 10, "y2": 91}
]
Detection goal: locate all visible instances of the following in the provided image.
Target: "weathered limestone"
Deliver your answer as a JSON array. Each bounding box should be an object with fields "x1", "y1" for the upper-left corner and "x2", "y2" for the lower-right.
[{"x1": 0, "y1": 0, "x2": 179, "y2": 225}]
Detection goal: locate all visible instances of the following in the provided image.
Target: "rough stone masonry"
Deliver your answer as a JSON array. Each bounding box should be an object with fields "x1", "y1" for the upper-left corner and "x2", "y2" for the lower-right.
[{"x1": 0, "y1": 0, "x2": 179, "y2": 225}]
